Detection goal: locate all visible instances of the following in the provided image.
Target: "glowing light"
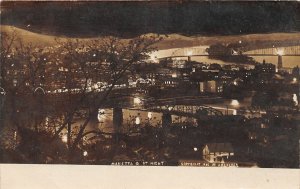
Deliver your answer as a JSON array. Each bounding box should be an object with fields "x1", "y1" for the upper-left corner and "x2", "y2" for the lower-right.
[
  {"x1": 93, "y1": 84, "x2": 99, "y2": 89},
  {"x1": 231, "y1": 99, "x2": 239, "y2": 106},
  {"x1": 83, "y1": 151, "x2": 88, "y2": 157},
  {"x1": 261, "y1": 123, "x2": 267, "y2": 129},
  {"x1": 193, "y1": 147, "x2": 198, "y2": 152},
  {"x1": 150, "y1": 54, "x2": 158, "y2": 63},
  {"x1": 0, "y1": 87, "x2": 6, "y2": 95},
  {"x1": 276, "y1": 49, "x2": 284, "y2": 56},
  {"x1": 93, "y1": 54, "x2": 96, "y2": 57},
  {"x1": 186, "y1": 51, "x2": 193, "y2": 56},
  {"x1": 133, "y1": 97, "x2": 142, "y2": 105},
  {"x1": 233, "y1": 81, "x2": 238, "y2": 86},
  {"x1": 62, "y1": 135, "x2": 68, "y2": 143},
  {"x1": 239, "y1": 40, "x2": 242, "y2": 44},
  {"x1": 45, "y1": 117, "x2": 49, "y2": 127},
  {"x1": 293, "y1": 77, "x2": 297, "y2": 82},
  {"x1": 293, "y1": 94, "x2": 298, "y2": 106},
  {"x1": 171, "y1": 73, "x2": 177, "y2": 78},
  {"x1": 147, "y1": 112, "x2": 152, "y2": 119},
  {"x1": 97, "y1": 109, "x2": 105, "y2": 122},
  {"x1": 135, "y1": 117, "x2": 141, "y2": 125},
  {"x1": 232, "y1": 109, "x2": 237, "y2": 115}
]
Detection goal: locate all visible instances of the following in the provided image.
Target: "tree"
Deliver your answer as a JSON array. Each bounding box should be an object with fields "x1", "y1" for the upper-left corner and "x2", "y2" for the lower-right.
[
  {"x1": 44, "y1": 35, "x2": 161, "y2": 162},
  {"x1": 1, "y1": 27, "x2": 161, "y2": 162}
]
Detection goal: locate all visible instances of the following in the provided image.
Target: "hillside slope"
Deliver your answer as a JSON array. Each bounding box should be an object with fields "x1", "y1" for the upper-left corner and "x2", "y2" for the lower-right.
[{"x1": 2, "y1": 25, "x2": 300, "y2": 50}]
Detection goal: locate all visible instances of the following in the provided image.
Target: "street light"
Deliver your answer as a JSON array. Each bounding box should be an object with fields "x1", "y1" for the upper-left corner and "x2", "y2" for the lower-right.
[
  {"x1": 62, "y1": 135, "x2": 68, "y2": 143},
  {"x1": 83, "y1": 151, "x2": 88, "y2": 157},
  {"x1": 147, "y1": 112, "x2": 152, "y2": 119},
  {"x1": 293, "y1": 94, "x2": 298, "y2": 106},
  {"x1": 135, "y1": 116, "x2": 141, "y2": 125}
]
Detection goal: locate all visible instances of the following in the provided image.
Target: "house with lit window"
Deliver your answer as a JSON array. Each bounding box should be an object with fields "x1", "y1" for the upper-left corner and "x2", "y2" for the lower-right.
[
  {"x1": 199, "y1": 80, "x2": 223, "y2": 94},
  {"x1": 202, "y1": 143, "x2": 234, "y2": 163}
]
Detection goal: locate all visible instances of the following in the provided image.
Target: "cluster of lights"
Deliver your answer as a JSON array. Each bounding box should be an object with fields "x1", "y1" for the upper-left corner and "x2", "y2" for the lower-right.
[
  {"x1": 276, "y1": 49, "x2": 284, "y2": 56},
  {"x1": 230, "y1": 99, "x2": 239, "y2": 106}
]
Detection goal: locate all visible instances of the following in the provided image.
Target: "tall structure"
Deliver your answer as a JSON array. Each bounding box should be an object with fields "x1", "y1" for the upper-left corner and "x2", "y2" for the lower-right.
[{"x1": 277, "y1": 55, "x2": 283, "y2": 69}]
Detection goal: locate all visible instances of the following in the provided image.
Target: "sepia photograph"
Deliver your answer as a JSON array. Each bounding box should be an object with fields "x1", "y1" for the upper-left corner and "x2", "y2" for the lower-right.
[{"x1": 1, "y1": 0, "x2": 300, "y2": 174}]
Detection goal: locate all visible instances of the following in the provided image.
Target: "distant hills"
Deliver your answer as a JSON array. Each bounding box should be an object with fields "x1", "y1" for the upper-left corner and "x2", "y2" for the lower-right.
[{"x1": 2, "y1": 25, "x2": 300, "y2": 51}]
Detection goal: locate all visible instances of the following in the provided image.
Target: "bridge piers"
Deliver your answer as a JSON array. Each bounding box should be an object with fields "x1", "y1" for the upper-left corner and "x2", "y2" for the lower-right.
[
  {"x1": 278, "y1": 55, "x2": 283, "y2": 69},
  {"x1": 162, "y1": 113, "x2": 172, "y2": 127},
  {"x1": 113, "y1": 107, "x2": 123, "y2": 132}
]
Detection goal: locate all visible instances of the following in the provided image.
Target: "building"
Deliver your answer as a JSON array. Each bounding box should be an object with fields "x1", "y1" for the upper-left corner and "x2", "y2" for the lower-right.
[
  {"x1": 199, "y1": 80, "x2": 223, "y2": 93},
  {"x1": 254, "y1": 60, "x2": 276, "y2": 74},
  {"x1": 202, "y1": 143, "x2": 234, "y2": 163}
]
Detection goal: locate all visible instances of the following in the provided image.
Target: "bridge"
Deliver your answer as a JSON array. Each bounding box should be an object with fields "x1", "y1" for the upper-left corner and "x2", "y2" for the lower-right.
[
  {"x1": 124, "y1": 104, "x2": 243, "y2": 128},
  {"x1": 157, "y1": 44, "x2": 300, "y2": 59},
  {"x1": 97, "y1": 95, "x2": 243, "y2": 128}
]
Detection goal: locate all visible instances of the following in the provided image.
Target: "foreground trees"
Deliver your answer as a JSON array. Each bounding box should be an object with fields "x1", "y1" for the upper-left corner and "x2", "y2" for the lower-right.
[{"x1": 0, "y1": 28, "x2": 161, "y2": 163}]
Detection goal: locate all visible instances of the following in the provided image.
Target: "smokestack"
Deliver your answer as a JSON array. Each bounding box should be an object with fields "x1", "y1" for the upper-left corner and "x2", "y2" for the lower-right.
[{"x1": 278, "y1": 55, "x2": 283, "y2": 69}]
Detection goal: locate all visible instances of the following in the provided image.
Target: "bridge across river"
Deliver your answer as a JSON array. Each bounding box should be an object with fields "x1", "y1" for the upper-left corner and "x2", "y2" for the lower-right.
[
  {"x1": 157, "y1": 44, "x2": 300, "y2": 60},
  {"x1": 109, "y1": 101, "x2": 243, "y2": 129}
]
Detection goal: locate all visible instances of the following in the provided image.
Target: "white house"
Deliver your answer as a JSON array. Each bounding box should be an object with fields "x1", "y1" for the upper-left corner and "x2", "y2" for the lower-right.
[{"x1": 203, "y1": 143, "x2": 234, "y2": 163}]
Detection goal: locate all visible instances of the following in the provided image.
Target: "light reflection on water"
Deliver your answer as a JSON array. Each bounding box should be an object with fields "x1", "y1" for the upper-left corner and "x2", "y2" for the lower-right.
[
  {"x1": 78, "y1": 99, "x2": 252, "y2": 134},
  {"x1": 78, "y1": 108, "x2": 199, "y2": 134}
]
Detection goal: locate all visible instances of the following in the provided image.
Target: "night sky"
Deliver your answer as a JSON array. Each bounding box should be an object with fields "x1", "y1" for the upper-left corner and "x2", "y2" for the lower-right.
[{"x1": 1, "y1": 1, "x2": 300, "y2": 37}]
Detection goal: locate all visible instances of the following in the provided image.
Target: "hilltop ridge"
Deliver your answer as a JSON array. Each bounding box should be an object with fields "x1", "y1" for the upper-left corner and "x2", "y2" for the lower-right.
[{"x1": 2, "y1": 25, "x2": 300, "y2": 50}]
